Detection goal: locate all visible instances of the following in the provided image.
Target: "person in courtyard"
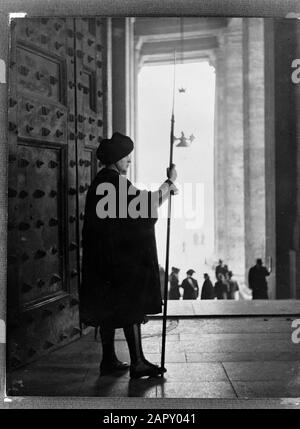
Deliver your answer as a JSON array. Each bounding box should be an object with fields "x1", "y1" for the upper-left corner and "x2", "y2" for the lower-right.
[
  {"x1": 159, "y1": 264, "x2": 166, "y2": 301},
  {"x1": 248, "y1": 258, "x2": 270, "y2": 299},
  {"x1": 215, "y1": 259, "x2": 228, "y2": 280},
  {"x1": 225, "y1": 271, "x2": 240, "y2": 300},
  {"x1": 169, "y1": 266, "x2": 181, "y2": 300},
  {"x1": 80, "y1": 132, "x2": 178, "y2": 379},
  {"x1": 214, "y1": 273, "x2": 228, "y2": 300},
  {"x1": 201, "y1": 273, "x2": 215, "y2": 300},
  {"x1": 181, "y1": 269, "x2": 199, "y2": 300}
]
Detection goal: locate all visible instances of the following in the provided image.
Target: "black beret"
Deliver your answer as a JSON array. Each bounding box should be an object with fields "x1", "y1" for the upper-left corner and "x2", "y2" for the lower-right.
[{"x1": 97, "y1": 132, "x2": 134, "y2": 164}]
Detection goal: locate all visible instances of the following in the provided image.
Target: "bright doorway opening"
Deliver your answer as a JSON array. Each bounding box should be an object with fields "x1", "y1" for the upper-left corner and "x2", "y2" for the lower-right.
[{"x1": 137, "y1": 60, "x2": 216, "y2": 289}]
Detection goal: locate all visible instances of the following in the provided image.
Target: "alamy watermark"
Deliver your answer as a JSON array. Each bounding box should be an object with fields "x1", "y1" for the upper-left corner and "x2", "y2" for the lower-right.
[
  {"x1": 291, "y1": 59, "x2": 300, "y2": 83},
  {"x1": 291, "y1": 319, "x2": 300, "y2": 344},
  {"x1": 95, "y1": 177, "x2": 204, "y2": 229}
]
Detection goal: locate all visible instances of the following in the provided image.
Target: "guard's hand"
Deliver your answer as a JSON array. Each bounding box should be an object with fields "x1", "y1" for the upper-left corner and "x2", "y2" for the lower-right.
[
  {"x1": 167, "y1": 163, "x2": 177, "y2": 182},
  {"x1": 170, "y1": 183, "x2": 179, "y2": 196}
]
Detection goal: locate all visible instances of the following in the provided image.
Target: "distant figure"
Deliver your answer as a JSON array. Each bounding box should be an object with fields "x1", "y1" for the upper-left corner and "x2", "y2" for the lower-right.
[
  {"x1": 169, "y1": 267, "x2": 181, "y2": 300},
  {"x1": 159, "y1": 265, "x2": 165, "y2": 300},
  {"x1": 215, "y1": 259, "x2": 228, "y2": 280},
  {"x1": 214, "y1": 273, "x2": 227, "y2": 300},
  {"x1": 226, "y1": 271, "x2": 239, "y2": 300},
  {"x1": 248, "y1": 258, "x2": 270, "y2": 299},
  {"x1": 181, "y1": 269, "x2": 199, "y2": 300},
  {"x1": 201, "y1": 273, "x2": 215, "y2": 300}
]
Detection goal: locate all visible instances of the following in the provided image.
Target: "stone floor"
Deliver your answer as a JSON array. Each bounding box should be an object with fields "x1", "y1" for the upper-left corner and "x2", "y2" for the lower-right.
[
  {"x1": 161, "y1": 299, "x2": 300, "y2": 316},
  {"x1": 7, "y1": 316, "x2": 300, "y2": 400}
]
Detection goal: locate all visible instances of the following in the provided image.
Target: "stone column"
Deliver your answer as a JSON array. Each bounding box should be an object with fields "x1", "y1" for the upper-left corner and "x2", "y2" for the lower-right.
[
  {"x1": 224, "y1": 18, "x2": 246, "y2": 285},
  {"x1": 214, "y1": 18, "x2": 246, "y2": 286},
  {"x1": 214, "y1": 18, "x2": 271, "y2": 295},
  {"x1": 105, "y1": 18, "x2": 113, "y2": 138},
  {"x1": 111, "y1": 17, "x2": 136, "y2": 181},
  {"x1": 214, "y1": 35, "x2": 227, "y2": 264},
  {"x1": 264, "y1": 18, "x2": 276, "y2": 299},
  {"x1": 0, "y1": 10, "x2": 8, "y2": 401},
  {"x1": 243, "y1": 18, "x2": 269, "y2": 293}
]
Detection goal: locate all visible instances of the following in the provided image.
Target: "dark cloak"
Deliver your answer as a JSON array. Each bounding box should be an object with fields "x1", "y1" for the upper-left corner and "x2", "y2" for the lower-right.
[
  {"x1": 248, "y1": 265, "x2": 270, "y2": 299},
  {"x1": 79, "y1": 168, "x2": 163, "y2": 329},
  {"x1": 181, "y1": 277, "x2": 199, "y2": 300},
  {"x1": 169, "y1": 273, "x2": 181, "y2": 300},
  {"x1": 201, "y1": 279, "x2": 215, "y2": 300}
]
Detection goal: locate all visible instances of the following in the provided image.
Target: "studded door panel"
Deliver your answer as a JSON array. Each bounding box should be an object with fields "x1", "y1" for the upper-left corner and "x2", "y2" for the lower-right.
[
  {"x1": 7, "y1": 17, "x2": 106, "y2": 368},
  {"x1": 74, "y1": 18, "x2": 105, "y2": 271}
]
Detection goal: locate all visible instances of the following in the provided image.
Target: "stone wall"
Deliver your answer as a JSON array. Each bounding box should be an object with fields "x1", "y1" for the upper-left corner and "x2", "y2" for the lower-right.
[
  {"x1": 214, "y1": 18, "x2": 267, "y2": 296},
  {"x1": 274, "y1": 19, "x2": 300, "y2": 299}
]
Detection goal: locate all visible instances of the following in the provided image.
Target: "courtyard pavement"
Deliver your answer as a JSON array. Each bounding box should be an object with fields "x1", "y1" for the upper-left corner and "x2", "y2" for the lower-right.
[{"x1": 6, "y1": 314, "x2": 300, "y2": 403}]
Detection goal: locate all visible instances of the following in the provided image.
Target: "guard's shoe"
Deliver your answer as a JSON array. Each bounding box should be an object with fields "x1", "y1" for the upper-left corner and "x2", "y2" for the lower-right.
[
  {"x1": 130, "y1": 361, "x2": 167, "y2": 379},
  {"x1": 100, "y1": 359, "x2": 130, "y2": 376}
]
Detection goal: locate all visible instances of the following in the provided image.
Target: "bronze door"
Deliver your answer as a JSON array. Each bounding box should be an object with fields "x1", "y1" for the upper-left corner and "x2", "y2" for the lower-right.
[{"x1": 7, "y1": 17, "x2": 106, "y2": 368}]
